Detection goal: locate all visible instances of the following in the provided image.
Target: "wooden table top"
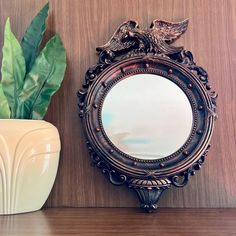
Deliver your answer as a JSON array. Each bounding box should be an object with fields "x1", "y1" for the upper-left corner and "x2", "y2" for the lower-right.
[{"x1": 1, "y1": 208, "x2": 235, "y2": 236}]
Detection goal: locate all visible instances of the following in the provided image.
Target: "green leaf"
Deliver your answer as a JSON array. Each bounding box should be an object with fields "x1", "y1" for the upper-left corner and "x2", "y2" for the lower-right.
[
  {"x1": 21, "y1": 2, "x2": 49, "y2": 73},
  {"x1": 18, "y1": 35, "x2": 66, "y2": 119},
  {"x1": 0, "y1": 83, "x2": 11, "y2": 118},
  {"x1": 1, "y1": 18, "x2": 26, "y2": 118}
]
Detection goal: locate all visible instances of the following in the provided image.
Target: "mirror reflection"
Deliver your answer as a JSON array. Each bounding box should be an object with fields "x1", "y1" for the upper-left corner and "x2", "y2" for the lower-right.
[{"x1": 102, "y1": 74, "x2": 193, "y2": 160}]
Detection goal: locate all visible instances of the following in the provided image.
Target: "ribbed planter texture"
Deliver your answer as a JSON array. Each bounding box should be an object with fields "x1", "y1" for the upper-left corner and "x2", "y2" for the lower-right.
[{"x1": 0, "y1": 120, "x2": 60, "y2": 215}]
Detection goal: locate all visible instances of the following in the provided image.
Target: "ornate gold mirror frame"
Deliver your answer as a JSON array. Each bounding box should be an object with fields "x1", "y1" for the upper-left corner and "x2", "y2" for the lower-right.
[{"x1": 77, "y1": 19, "x2": 217, "y2": 212}]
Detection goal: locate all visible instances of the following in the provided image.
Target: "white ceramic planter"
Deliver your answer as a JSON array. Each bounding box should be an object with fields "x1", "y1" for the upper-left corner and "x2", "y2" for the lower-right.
[{"x1": 0, "y1": 119, "x2": 60, "y2": 215}]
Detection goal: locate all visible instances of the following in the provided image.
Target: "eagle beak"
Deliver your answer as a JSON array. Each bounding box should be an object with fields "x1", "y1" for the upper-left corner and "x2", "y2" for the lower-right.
[{"x1": 128, "y1": 31, "x2": 135, "y2": 37}]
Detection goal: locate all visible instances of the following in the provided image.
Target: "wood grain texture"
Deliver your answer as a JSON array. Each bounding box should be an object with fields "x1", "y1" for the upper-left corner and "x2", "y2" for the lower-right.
[
  {"x1": 1, "y1": 208, "x2": 236, "y2": 236},
  {"x1": 0, "y1": 0, "x2": 235, "y2": 207}
]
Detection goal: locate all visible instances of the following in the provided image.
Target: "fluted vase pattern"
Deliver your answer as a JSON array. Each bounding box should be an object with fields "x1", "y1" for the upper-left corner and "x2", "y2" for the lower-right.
[{"x1": 0, "y1": 120, "x2": 60, "y2": 215}]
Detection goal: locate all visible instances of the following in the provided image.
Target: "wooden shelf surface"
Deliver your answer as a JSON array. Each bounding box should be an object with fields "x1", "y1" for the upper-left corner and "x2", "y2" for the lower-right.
[{"x1": 1, "y1": 208, "x2": 236, "y2": 236}]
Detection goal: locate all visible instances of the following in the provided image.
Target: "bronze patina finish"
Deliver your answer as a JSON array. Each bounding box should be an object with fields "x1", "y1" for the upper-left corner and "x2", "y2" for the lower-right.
[{"x1": 77, "y1": 19, "x2": 217, "y2": 212}]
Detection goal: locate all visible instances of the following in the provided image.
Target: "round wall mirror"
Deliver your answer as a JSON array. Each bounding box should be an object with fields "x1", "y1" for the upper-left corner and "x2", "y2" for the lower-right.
[
  {"x1": 78, "y1": 19, "x2": 217, "y2": 212},
  {"x1": 101, "y1": 74, "x2": 193, "y2": 160}
]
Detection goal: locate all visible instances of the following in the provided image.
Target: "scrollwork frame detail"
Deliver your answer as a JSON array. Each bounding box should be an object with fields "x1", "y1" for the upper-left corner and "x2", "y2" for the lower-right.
[{"x1": 77, "y1": 19, "x2": 217, "y2": 212}]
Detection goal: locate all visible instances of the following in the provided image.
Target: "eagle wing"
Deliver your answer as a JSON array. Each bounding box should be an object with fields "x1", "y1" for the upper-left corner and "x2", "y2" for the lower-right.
[
  {"x1": 96, "y1": 20, "x2": 139, "y2": 52},
  {"x1": 150, "y1": 19, "x2": 189, "y2": 43}
]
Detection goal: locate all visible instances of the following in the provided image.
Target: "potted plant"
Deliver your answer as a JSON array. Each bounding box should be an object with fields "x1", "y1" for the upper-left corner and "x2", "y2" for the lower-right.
[{"x1": 0, "y1": 3, "x2": 66, "y2": 215}]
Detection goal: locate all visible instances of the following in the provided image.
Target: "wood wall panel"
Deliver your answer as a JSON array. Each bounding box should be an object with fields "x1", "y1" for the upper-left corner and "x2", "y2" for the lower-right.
[{"x1": 0, "y1": 0, "x2": 235, "y2": 207}]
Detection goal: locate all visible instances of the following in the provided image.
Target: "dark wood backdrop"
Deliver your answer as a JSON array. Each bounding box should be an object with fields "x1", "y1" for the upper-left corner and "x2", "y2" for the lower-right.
[{"x1": 0, "y1": 0, "x2": 235, "y2": 208}]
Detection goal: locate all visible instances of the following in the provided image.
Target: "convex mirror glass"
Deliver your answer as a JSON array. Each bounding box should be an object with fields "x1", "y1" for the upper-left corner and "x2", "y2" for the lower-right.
[{"x1": 102, "y1": 74, "x2": 193, "y2": 160}]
